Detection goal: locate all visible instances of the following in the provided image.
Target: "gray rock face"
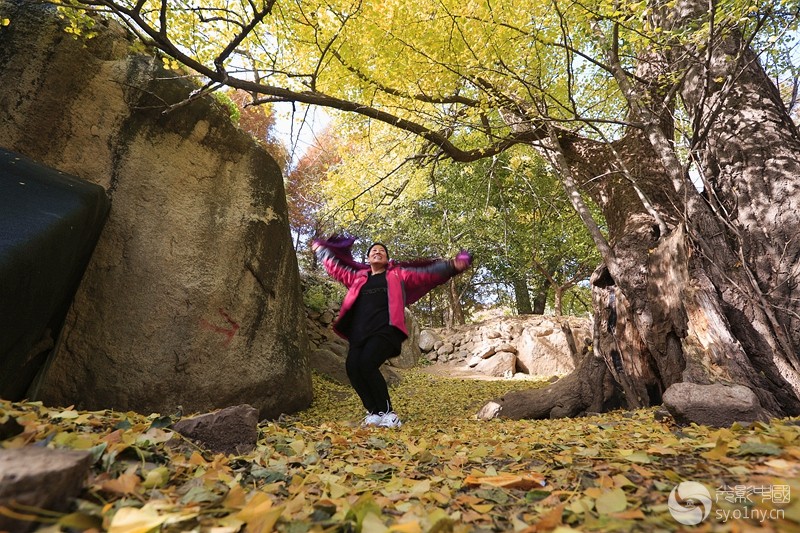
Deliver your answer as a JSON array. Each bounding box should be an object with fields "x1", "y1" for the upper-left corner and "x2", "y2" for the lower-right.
[
  {"x1": 515, "y1": 326, "x2": 577, "y2": 376},
  {"x1": 663, "y1": 382, "x2": 771, "y2": 427},
  {"x1": 0, "y1": 4, "x2": 311, "y2": 419},
  {"x1": 475, "y1": 351, "x2": 516, "y2": 378},
  {"x1": 0, "y1": 447, "x2": 92, "y2": 533},
  {"x1": 173, "y1": 404, "x2": 259, "y2": 455},
  {"x1": 387, "y1": 309, "x2": 422, "y2": 369},
  {"x1": 308, "y1": 348, "x2": 350, "y2": 385}
]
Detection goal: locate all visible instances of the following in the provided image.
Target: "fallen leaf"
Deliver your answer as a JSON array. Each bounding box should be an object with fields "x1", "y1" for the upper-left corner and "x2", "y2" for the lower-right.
[
  {"x1": 101, "y1": 471, "x2": 141, "y2": 496},
  {"x1": 463, "y1": 472, "x2": 545, "y2": 489},
  {"x1": 611, "y1": 509, "x2": 645, "y2": 519},
  {"x1": 470, "y1": 503, "x2": 494, "y2": 513},
  {"x1": 107, "y1": 506, "x2": 166, "y2": 533},
  {"x1": 595, "y1": 488, "x2": 627, "y2": 515}
]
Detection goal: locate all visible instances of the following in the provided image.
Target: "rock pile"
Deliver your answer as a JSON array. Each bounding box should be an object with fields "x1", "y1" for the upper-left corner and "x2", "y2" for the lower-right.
[{"x1": 420, "y1": 314, "x2": 593, "y2": 379}]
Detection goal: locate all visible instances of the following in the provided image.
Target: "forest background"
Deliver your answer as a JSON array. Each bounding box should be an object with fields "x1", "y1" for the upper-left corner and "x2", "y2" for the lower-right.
[{"x1": 232, "y1": 77, "x2": 604, "y2": 327}]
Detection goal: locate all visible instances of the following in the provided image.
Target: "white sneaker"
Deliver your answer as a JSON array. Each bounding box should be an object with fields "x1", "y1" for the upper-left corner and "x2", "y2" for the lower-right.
[
  {"x1": 379, "y1": 411, "x2": 402, "y2": 428},
  {"x1": 361, "y1": 413, "x2": 383, "y2": 427}
]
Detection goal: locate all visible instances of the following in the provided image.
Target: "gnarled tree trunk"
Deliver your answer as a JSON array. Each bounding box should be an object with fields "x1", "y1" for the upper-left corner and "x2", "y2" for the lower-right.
[{"x1": 480, "y1": 1, "x2": 800, "y2": 420}]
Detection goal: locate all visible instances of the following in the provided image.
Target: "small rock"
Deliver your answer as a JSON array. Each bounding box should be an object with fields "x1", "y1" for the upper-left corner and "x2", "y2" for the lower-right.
[
  {"x1": 418, "y1": 330, "x2": 441, "y2": 352},
  {"x1": 0, "y1": 447, "x2": 92, "y2": 533},
  {"x1": 174, "y1": 404, "x2": 259, "y2": 455},
  {"x1": 437, "y1": 343, "x2": 455, "y2": 356}
]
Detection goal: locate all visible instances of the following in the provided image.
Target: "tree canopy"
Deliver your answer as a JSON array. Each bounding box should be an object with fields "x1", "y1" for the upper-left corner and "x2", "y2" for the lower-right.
[
  {"x1": 55, "y1": 0, "x2": 798, "y2": 158},
  {"x1": 53, "y1": 0, "x2": 800, "y2": 272}
]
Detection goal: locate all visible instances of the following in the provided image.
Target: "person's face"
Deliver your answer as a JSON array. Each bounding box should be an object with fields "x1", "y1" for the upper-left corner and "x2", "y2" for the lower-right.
[{"x1": 368, "y1": 245, "x2": 389, "y2": 269}]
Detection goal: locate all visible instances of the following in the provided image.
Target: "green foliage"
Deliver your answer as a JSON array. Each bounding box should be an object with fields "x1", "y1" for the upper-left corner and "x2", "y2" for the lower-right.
[
  {"x1": 315, "y1": 117, "x2": 602, "y2": 318},
  {"x1": 301, "y1": 273, "x2": 345, "y2": 313},
  {"x1": 56, "y1": 3, "x2": 98, "y2": 40},
  {"x1": 302, "y1": 284, "x2": 328, "y2": 312},
  {"x1": 49, "y1": 0, "x2": 799, "y2": 153},
  {"x1": 211, "y1": 90, "x2": 241, "y2": 125}
]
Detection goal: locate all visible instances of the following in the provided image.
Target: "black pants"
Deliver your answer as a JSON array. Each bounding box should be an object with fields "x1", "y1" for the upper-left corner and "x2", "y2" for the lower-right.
[{"x1": 346, "y1": 334, "x2": 401, "y2": 414}]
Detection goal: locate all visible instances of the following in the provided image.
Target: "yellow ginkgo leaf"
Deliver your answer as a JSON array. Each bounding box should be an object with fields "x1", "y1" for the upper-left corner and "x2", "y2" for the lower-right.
[
  {"x1": 389, "y1": 521, "x2": 423, "y2": 533},
  {"x1": 142, "y1": 466, "x2": 170, "y2": 489},
  {"x1": 463, "y1": 472, "x2": 545, "y2": 489},
  {"x1": 101, "y1": 472, "x2": 141, "y2": 496},
  {"x1": 595, "y1": 488, "x2": 628, "y2": 515},
  {"x1": 107, "y1": 506, "x2": 167, "y2": 533},
  {"x1": 470, "y1": 503, "x2": 494, "y2": 514}
]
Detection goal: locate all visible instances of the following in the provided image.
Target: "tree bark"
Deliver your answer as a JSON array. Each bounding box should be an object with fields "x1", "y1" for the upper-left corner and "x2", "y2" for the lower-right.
[
  {"x1": 512, "y1": 276, "x2": 534, "y2": 315},
  {"x1": 553, "y1": 286, "x2": 564, "y2": 317},
  {"x1": 574, "y1": 12, "x2": 800, "y2": 417},
  {"x1": 447, "y1": 279, "x2": 465, "y2": 326},
  {"x1": 532, "y1": 292, "x2": 547, "y2": 315},
  {"x1": 481, "y1": 3, "x2": 800, "y2": 420},
  {"x1": 531, "y1": 274, "x2": 549, "y2": 314}
]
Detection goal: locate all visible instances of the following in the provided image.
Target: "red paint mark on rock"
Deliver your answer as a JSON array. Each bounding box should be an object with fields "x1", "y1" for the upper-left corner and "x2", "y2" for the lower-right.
[{"x1": 200, "y1": 308, "x2": 240, "y2": 345}]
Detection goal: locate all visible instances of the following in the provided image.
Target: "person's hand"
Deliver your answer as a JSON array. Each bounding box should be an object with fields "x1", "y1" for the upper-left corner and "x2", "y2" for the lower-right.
[{"x1": 453, "y1": 250, "x2": 473, "y2": 271}]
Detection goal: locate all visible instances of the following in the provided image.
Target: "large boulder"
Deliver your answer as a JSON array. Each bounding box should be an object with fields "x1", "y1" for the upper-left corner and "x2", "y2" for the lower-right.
[
  {"x1": 308, "y1": 347, "x2": 350, "y2": 385},
  {"x1": 0, "y1": 3, "x2": 311, "y2": 418},
  {"x1": 475, "y1": 351, "x2": 517, "y2": 378},
  {"x1": 515, "y1": 319, "x2": 580, "y2": 376}
]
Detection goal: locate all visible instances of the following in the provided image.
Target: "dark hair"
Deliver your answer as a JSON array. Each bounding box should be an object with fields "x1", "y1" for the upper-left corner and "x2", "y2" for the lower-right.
[{"x1": 368, "y1": 242, "x2": 389, "y2": 258}]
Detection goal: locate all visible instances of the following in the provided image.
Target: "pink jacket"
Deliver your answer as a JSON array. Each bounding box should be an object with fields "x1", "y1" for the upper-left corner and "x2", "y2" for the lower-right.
[{"x1": 314, "y1": 239, "x2": 470, "y2": 339}]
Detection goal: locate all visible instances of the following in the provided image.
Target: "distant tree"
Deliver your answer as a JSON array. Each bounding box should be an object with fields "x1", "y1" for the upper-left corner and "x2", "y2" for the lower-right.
[
  {"x1": 285, "y1": 126, "x2": 342, "y2": 255},
  {"x1": 227, "y1": 89, "x2": 289, "y2": 173}
]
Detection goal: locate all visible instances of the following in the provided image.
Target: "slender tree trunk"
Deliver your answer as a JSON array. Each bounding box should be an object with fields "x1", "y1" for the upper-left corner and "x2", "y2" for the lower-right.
[
  {"x1": 532, "y1": 291, "x2": 547, "y2": 315},
  {"x1": 447, "y1": 279, "x2": 465, "y2": 326},
  {"x1": 531, "y1": 274, "x2": 548, "y2": 314},
  {"x1": 553, "y1": 286, "x2": 564, "y2": 316},
  {"x1": 512, "y1": 276, "x2": 533, "y2": 315}
]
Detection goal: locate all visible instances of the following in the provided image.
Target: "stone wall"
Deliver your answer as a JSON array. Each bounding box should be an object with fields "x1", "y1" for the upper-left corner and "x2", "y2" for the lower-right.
[
  {"x1": 0, "y1": 2, "x2": 312, "y2": 418},
  {"x1": 421, "y1": 315, "x2": 592, "y2": 379}
]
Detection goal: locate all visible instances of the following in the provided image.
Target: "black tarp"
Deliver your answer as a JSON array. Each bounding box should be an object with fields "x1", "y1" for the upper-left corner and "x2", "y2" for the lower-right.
[{"x1": 0, "y1": 148, "x2": 109, "y2": 400}]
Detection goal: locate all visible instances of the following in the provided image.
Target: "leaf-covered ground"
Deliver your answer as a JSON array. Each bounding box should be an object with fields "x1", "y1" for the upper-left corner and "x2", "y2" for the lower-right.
[{"x1": 2, "y1": 369, "x2": 800, "y2": 532}]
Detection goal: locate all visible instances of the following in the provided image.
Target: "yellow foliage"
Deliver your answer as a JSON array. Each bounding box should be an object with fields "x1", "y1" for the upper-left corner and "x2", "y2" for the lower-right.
[{"x1": 1, "y1": 369, "x2": 799, "y2": 531}]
